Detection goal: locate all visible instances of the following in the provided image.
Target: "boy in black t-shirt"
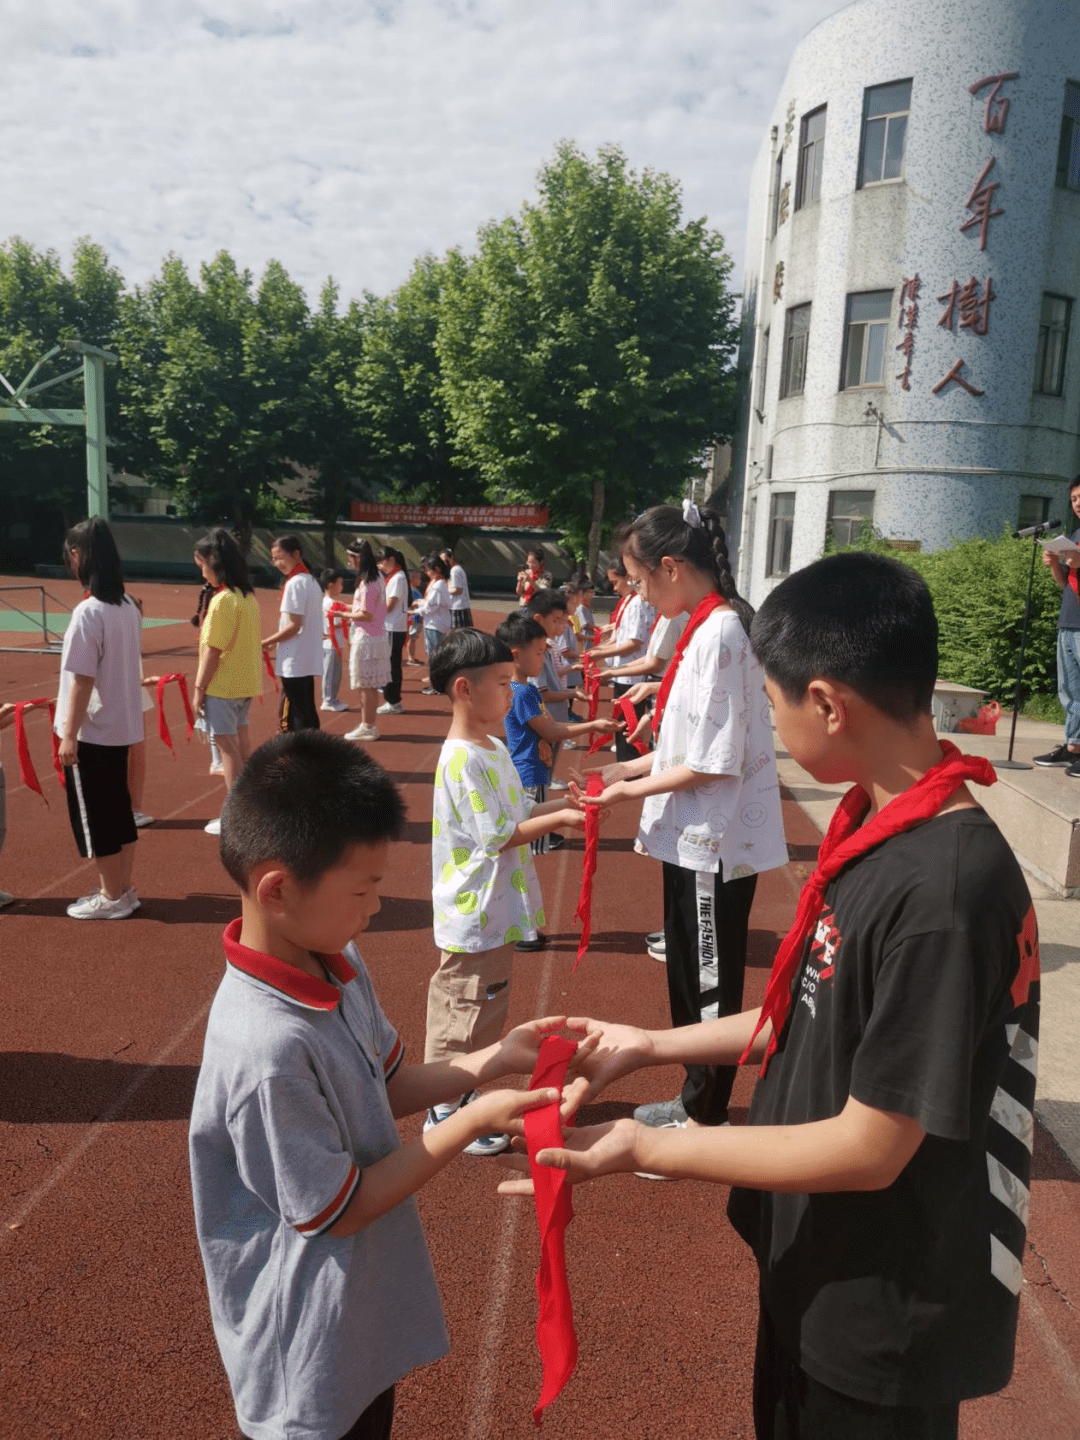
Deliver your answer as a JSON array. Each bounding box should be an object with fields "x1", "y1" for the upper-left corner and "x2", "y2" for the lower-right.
[{"x1": 501, "y1": 553, "x2": 1041, "y2": 1440}]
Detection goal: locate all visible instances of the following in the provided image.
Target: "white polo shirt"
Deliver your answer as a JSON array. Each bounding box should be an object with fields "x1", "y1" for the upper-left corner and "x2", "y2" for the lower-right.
[
  {"x1": 189, "y1": 921, "x2": 448, "y2": 1440},
  {"x1": 384, "y1": 569, "x2": 409, "y2": 634},
  {"x1": 54, "y1": 595, "x2": 144, "y2": 746},
  {"x1": 448, "y1": 564, "x2": 471, "y2": 611}
]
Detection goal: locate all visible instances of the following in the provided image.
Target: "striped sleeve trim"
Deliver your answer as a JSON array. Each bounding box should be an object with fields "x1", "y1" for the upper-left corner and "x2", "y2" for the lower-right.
[
  {"x1": 294, "y1": 1163, "x2": 360, "y2": 1238},
  {"x1": 383, "y1": 1036, "x2": 404, "y2": 1080}
]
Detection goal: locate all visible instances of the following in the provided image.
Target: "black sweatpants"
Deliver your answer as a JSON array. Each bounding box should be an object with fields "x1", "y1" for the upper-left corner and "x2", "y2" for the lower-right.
[
  {"x1": 661, "y1": 860, "x2": 757, "y2": 1125},
  {"x1": 383, "y1": 631, "x2": 406, "y2": 706},
  {"x1": 753, "y1": 1298, "x2": 958, "y2": 1439},
  {"x1": 279, "y1": 675, "x2": 321, "y2": 732}
]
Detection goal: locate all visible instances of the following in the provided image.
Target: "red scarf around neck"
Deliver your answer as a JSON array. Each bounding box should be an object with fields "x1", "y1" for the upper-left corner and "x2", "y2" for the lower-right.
[
  {"x1": 609, "y1": 591, "x2": 632, "y2": 632},
  {"x1": 524, "y1": 1035, "x2": 579, "y2": 1425},
  {"x1": 741, "y1": 739, "x2": 997, "y2": 1074},
  {"x1": 652, "y1": 591, "x2": 724, "y2": 738},
  {"x1": 284, "y1": 560, "x2": 308, "y2": 579}
]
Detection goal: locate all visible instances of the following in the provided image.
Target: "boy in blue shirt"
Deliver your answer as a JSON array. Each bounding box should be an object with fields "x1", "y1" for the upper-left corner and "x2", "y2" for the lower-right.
[
  {"x1": 496, "y1": 613, "x2": 617, "y2": 877},
  {"x1": 189, "y1": 730, "x2": 573, "y2": 1440}
]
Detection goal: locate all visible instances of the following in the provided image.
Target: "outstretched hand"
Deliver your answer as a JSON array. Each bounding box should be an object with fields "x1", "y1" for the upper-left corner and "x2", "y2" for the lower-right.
[
  {"x1": 496, "y1": 1117, "x2": 640, "y2": 1195},
  {"x1": 494, "y1": 1016, "x2": 598, "y2": 1079},
  {"x1": 558, "y1": 1017, "x2": 656, "y2": 1111}
]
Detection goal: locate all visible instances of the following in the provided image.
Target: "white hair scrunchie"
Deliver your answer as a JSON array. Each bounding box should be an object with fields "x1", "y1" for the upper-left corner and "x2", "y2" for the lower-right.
[{"x1": 682, "y1": 499, "x2": 703, "y2": 529}]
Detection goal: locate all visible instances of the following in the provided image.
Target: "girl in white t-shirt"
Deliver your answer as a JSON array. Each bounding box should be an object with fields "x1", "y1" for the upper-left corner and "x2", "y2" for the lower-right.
[
  {"x1": 411, "y1": 553, "x2": 453, "y2": 694},
  {"x1": 587, "y1": 502, "x2": 787, "y2": 1133}
]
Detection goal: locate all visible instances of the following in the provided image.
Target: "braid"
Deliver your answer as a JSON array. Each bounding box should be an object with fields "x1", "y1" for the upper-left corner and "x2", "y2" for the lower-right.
[
  {"x1": 191, "y1": 581, "x2": 213, "y2": 628},
  {"x1": 701, "y1": 510, "x2": 755, "y2": 635}
]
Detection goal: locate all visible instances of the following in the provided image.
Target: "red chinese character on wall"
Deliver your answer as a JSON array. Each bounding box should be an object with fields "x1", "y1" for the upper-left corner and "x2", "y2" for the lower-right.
[
  {"x1": 931, "y1": 359, "x2": 985, "y2": 397},
  {"x1": 896, "y1": 275, "x2": 921, "y2": 390},
  {"x1": 937, "y1": 276, "x2": 995, "y2": 336},
  {"x1": 968, "y1": 72, "x2": 1019, "y2": 134},
  {"x1": 961, "y1": 158, "x2": 1004, "y2": 250}
]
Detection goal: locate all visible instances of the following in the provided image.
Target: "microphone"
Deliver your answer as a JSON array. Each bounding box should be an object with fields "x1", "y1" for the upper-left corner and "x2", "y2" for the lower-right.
[{"x1": 1014, "y1": 519, "x2": 1061, "y2": 539}]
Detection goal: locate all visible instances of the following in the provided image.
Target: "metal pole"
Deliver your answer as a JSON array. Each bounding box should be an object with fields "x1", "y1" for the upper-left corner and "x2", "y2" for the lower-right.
[
  {"x1": 83, "y1": 353, "x2": 108, "y2": 519},
  {"x1": 40, "y1": 586, "x2": 47, "y2": 648},
  {"x1": 996, "y1": 535, "x2": 1039, "y2": 770}
]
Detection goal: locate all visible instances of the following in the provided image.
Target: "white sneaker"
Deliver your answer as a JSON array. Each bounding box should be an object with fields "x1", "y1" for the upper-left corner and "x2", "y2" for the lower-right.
[
  {"x1": 548, "y1": 780, "x2": 568, "y2": 791},
  {"x1": 320, "y1": 700, "x2": 349, "y2": 712},
  {"x1": 0, "y1": 890, "x2": 15, "y2": 909},
  {"x1": 345, "y1": 724, "x2": 379, "y2": 741},
  {"x1": 67, "y1": 890, "x2": 135, "y2": 920},
  {"x1": 376, "y1": 702, "x2": 403, "y2": 715},
  {"x1": 204, "y1": 818, "x2": 222, "y2": 835},
  {"x1": 132, "y1": 811, "x2": 155, "y2": 828},
  {"x1": 73, "y1": 885, "x2": 140, "y2": 911},
  {"x1": 209, "y1": 763, "x2": 224, "y2": 776}
]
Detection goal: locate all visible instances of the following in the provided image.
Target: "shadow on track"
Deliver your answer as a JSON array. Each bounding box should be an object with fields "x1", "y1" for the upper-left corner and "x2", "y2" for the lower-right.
[{"x1": 0, "y1": 1052, "x2": 198, "y2": 1123}]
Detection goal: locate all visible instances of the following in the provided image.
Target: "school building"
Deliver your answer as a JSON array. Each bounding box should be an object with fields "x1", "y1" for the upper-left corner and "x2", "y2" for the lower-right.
[{"x1": 727, "y1": 0, "x2": 1080, "y2": 606}]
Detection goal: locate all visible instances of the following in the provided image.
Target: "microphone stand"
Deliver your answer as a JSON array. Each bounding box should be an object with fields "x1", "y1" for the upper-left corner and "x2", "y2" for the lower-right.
[{"x1": 996, "y1": 518, "x2": 1060, "y2": 770}]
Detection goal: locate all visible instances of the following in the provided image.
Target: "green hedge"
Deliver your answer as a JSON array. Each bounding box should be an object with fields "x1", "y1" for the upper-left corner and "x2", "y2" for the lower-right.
[{"x1": 836, "y1": 528, "x2": 1064, "y2": 710}]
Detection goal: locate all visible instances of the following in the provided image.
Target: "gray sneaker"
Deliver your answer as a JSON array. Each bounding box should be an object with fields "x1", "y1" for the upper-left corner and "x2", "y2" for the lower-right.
[{"x1": 633, "y1": 1096, "x2": 687, "y2": 1128}]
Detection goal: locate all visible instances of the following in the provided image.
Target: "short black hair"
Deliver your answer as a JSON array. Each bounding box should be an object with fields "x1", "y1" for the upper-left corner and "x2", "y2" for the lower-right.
[
  {"x1": 318, "y1": 567, "x2": 346, "y2": 590},
  {"x1": 525, "y1": 586, "x2": 568, "y2": 617},
  {"x1": 428, "y1": 628, "x2": 513, "y2": 695},
  {"x1": 1069, "y1": 473, "x2": 1080, "y2": 493},
  {"x1": 496, "y1": 614, "x2": 546, "y2": 651},
  {"x1": 751, "y1": 552, "x2": 938, "y2": 723},
  {"x1": 220, "y1": 731, "x2": 404, "y2": 891}
]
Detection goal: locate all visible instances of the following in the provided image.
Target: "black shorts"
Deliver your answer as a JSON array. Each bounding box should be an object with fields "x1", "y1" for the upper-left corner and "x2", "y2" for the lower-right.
[
  {"x1": 451, "y1": 609, "x2": 474, "y2": 629},
  {"x1": 64, "y1": 741, "x2": 137, "y2": 859},
  {"x1": 752, "y1": 1294, "x2": 959, "y2": 1440}
]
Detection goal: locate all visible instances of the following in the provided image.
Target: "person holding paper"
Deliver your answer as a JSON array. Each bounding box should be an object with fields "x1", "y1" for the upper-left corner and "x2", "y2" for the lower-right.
[{"x1": 1035, "y1": 474, "x2": 1080, "y2": 777}]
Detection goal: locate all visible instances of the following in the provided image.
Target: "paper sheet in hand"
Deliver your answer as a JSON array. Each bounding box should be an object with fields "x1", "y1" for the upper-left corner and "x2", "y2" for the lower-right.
[{"x1": 1040, "y1": 535, "x2": 1080, "y2": 559}]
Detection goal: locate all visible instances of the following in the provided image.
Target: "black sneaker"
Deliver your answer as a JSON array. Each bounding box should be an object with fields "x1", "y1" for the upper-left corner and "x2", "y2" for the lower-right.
[
  {"x1": 546, "y1": 833, "x2": 566, "y2": 851},
  {"x1": 1034, "y1": 744, "x2": 1074, "y2": 766},
  {"x1": 515, "y1": 932, "x2": 547, "y2": 952},
  {"x1": 646, "y1": 930, "x2": 664, "y2": 947},
  {"x1": 1067, "y1": 758, "x2": 1080, "y2": 779}
]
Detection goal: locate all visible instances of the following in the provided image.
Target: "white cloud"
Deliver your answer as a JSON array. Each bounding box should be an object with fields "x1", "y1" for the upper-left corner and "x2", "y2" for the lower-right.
[{"x1": 4, "y1": 0, "x2": 841, "y2": 302}]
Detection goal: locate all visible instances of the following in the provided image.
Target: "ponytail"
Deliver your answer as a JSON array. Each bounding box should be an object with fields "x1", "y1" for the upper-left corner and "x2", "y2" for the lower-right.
[{"x1": 623, "y1": 504, "x2": 754, "y2": 636}]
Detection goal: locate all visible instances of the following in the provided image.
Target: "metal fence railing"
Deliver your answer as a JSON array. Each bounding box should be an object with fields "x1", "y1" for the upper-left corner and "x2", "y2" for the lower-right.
[{"x1": 0, "y1": 585, "x2": 71, "y2": 653}]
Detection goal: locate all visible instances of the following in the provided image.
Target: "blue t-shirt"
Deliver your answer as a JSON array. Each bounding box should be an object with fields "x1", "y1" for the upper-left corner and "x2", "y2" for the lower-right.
[{"x1": 505, "y1": 680, "x2": 549, "y2": 786}]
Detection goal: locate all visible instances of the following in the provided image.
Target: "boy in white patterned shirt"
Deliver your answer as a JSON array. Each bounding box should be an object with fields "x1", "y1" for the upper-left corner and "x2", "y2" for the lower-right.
[{"x1": 424, "y1": 627, "x2": 592, "y2": 1154}]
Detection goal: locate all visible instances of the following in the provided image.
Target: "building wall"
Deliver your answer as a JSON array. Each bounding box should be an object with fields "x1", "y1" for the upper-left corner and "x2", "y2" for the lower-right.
[{"x1": 735, "y1": 0, "x2": 1080, "y2": 605}]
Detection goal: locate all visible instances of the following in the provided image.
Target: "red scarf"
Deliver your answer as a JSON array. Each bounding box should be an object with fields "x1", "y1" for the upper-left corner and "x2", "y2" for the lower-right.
[
  {"x1": 523, "y1": 566, "x2": 543, "y2": 604},
  {"x1": 609, "y1": 592, "x2": 632, "y2": 632},
  {"x1": 327, "y1": 600, "x2": 351, "y2": 655},
  {"x1": 652, "y1": 592, "x2": 724, "y2": 738},
  {"x1": 156, "y1": 674, "x2": 196, "y2": 752},
  {"x1": 582, "y1": 653, "x2": 600, "y2": 722},
  {"x1": 742, "y1": 740, "x2": 997, "y2": 1074},
  {"x1": 572, "y1": 774, "x2": 605, "y2": 968},
  {"x1": 615, "y1": 695, "x2": 649, "y2": 755},
  {"x1": 15, "y1": 700, "x2": 62, "y2": 802},
  {"x1": 284, "y1": 560, "x2": 309, "y2": 578},
  {"x1": 524, "y1": 1035, "x2": 579, "y2": 1425},
  {"x1": 262, "y1": 649, "x2": 280, "y2": 693}
]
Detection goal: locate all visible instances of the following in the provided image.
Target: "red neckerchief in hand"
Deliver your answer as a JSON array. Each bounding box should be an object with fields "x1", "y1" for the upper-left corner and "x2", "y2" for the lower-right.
[
  {"x1": 15, "y1": 700, "x2": 61, "y2": 802},
  {"x1": 582, "y1": 653, "x2": 600, "y2": 722},
  {"x1": 741, "y1": 739, "x2": 997, "y2": 1075},
  {"x1": 262, "y1": 649, "x2": 280, "y2": 693},
  {"x1": 652, "y1": 592, "x2": 724, "y2": 739},
  {"x1": 524, "y1": 1035, "x2": 579, "y2": 1426},
  {"x1": 156, "y1": 674, "x2": 196, "y2": 753},
  {"x1": 585, "y1": 720, "x2": 616, "y2": 756},
  {"x1": 572, "y1": 774, "x2": 605, "y2": 969},
  {"x1": 615, "y1": 695, "x2": 649, "y2": 755},
  {"x1": 327, "y1": 601, "x2": 351, "y2": 655}
]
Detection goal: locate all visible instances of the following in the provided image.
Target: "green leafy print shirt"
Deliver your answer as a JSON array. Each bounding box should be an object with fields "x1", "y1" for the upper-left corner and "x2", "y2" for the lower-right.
[{"x1": 431, "y1": 736, "x2": 545, "y2": 953}]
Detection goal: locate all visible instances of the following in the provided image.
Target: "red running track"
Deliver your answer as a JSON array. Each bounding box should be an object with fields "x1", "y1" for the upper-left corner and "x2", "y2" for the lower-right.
[{"x1": 2, "y1": 575, "x2": 1079, "y2": 1440}]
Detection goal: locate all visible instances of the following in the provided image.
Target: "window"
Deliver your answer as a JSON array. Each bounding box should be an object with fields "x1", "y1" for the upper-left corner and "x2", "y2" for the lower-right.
[
  {"x1": 770, "y1": 148, "x2": 784, "y2": 237},
  {"x1": 780, "y1": 304, "x2": 811, "y2": 398},
  {"x1": 858, "y1": 79, "x2": 911, "y2": 187},
  {"x1": 1018, "y1": 495, "x2": 1050, "y2": 529},
  {"x1": 841, "y1": 291, "x2": 892, "y2": 389},
  {"x1": 826, "y1": 490, "x2": 875, "y2": 548},
  {"x1": 796, "y1": 106, "x2": 826, "y2": 209},
  {"x1": 1057, "y1": 82, "x2": 1080, "y2": 191},
  {"x1": 1034, "y1": 293, "x2": 1072, "y2": 395},
  {"x1": 767, "y1": 492, "x2": 795, "y2": 577},
  {"x1": 755, "y1": 328, "x2": 770, "y2": 414}
]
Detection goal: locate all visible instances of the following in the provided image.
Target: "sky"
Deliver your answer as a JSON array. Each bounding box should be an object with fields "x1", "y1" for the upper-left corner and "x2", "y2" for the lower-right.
[{"x1": 5, "y1": 0, "x2": 844, "y2": 305}]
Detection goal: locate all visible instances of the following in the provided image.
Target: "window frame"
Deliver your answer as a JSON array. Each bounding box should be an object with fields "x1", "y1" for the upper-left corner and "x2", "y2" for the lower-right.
[
  {"x1": 755, "y1": 327, "x2": 770, "y2": 414},
  {"x1": 770, "y1": 148, "x2": 784, "y2": 238},
  {"x1": 1017, "y1": 495, "x2": 1051, "y2": 530},
  {"x1": 1033, "y1": 292, "x2": 1072, "y2": 396},
  {"x1": 840, "y1": 290, "x2": 893, "y2": 391},
  {"x1": 766, "y1": 492, "x2": 796, "y2": 578},
  {"x1": 779, "y1": 303, "x2": 811, "y2": 400},
  {"x1": 796, "y1": 105, "x2": 827, "y2": 210},
  {"x1": 826, "y1": 490, "x2": 876, "y2": 549},
  {"x1": 1056, "y1": 81, "x2": 1080, "y2": 192},
  {"x1": 857, "y1": 79, "x2": 912, "y2": 189}
]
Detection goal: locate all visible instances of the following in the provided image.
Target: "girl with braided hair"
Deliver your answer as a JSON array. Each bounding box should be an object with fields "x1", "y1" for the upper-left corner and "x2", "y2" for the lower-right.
[{"x1": 583, "y1": 501, "x2": 787, "y2": 1147}]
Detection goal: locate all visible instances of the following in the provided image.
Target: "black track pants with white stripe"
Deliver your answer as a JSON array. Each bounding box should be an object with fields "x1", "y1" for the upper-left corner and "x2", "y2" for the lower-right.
[{"x1": 661, "y1": 861, "x2": 757, "y2": 1126}]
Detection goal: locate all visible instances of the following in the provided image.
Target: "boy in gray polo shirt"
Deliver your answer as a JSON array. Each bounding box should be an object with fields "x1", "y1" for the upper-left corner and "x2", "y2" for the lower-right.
[{"x1": 189, "y1": 730, "x2": 571, "y2": 1440}]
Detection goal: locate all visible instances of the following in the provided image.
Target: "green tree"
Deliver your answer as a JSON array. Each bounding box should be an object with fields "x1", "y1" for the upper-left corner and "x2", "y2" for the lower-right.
[
  {"x1": 115, "y1": 252, "x2": 313, "y2": 550},
  {"x1": 0, "y1": 237, "x2": 124, "y2": 534},
  {"x1": 349, "y1": 254, "x2": 485, "y2": 506},
  {"x1": 438, "y1": 142, "x2": 738, "y2": 574}
]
